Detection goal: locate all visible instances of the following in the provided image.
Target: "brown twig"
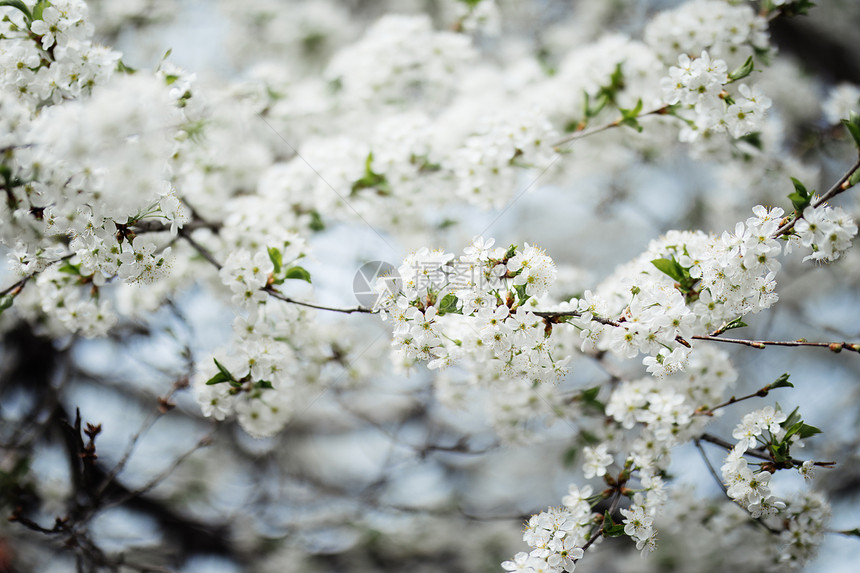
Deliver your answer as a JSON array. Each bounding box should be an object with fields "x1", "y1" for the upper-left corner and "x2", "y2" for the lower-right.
[
  {"x1": 774, "y1": 155, "x2": 860, "y2": 238},
  {"x1": 264, "y1": 286, "x2": 374, "y2": 314},
  {"x1": 102, "y1": 433, "x2": 214, "y2": 510},
  {"x1": 95, "y1": 376, "x2": 191, "y2": 497},
  {"x1": 551, "y1": 105, "x2": 672, "y2": 150},
  {"x1": 690, "y1": 334, "x2": 859, "y2": 353}
]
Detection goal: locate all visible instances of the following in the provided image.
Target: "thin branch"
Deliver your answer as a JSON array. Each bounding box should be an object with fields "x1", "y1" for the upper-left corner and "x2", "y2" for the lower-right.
[
  {"x1": 132, "y1": 218, "x2": 218, "y2": 234},
  {"x1": 178, "y1": 227, "x2": 222, "y2": 271},
  {"x1": 0, "y1": 276, "x2": 29, "y2": 298},
  {"x1": 699, "y1": 432, "x2": 771, "y2": 461},
  {"x1": 551, "y1": 105, "x2": 672, "y2": 150},
  {"x1": 0, "y1": 253, "x2": 75, "y2": 297},
  {"x1": 264, "y1": 287, "x2": 374, "y2": 314},
  {"x1": 115, "y1": 561, "x2": 179, "y2": 573},
  {"x1": 533, "y1": 309, "x2": 858, "y2": 355},
  {"x1": 690, "y1": 333, "x2": 859, "y2": 353},
  {"x1": 175, "y1": 222, "x2": 374, "y2": 314},
  {"x1": 7, "y1": 509, "x2": 68, "y2": 535},
  {"x1": 697, "y1": 380, "x2": 790, "y2": 415},
  {"x1": 533, "y1": 310, "x2": 621, "y2": 328},
  {"x1": 697, "y1": 432, "x2": 834, "y2": 469},
  {"x1": 694, "y1": 438, "x2": 728, "y2": 494},
  {"x1": 102, "y1": 433, "x2": 214, "y2": 510},
  {"x1": 774, "y1": 154, "x2": 860, "y2": 238},
  {"x1": 96, "y1": 376, "x2": 190, "y2": 497},
  {"x1": 576, "y1": 490, "x2": 623, "y2": 559}
]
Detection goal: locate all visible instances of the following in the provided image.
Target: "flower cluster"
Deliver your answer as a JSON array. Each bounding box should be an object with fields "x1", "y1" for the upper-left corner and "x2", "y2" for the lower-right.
[
  {"x1": 558, "y1": 206, "x2": 785, "y2": 373},
  {"x1": 661, "y1": 51, "x2": 772, "y2": 142},
  {"x1": 325, "y1": 14, "x2": 474, "y2": 108},
  {"x1": 455, "y1": 0, "x2": 501, "y2": 36},
  {"x1": 375, "y1": 239, "x2": 564, "y2": 381},
  {"x1": 645, "y1": 0, "x2": 769, "y2": 62},
  {"x1": 720, "y1": 426, "x2": 831, "y2": 567},
  {"x1": 823, "y1": 82, "x2": 860, "y2": 124},
  {"x1": 219, "y1": 249, "x2": 274, "y2": 309},
  {"x1": 0, "y1": 0, "x2": 120, "y2": 106},
  {"x1": 192, "y1": 238, "x2": 330, "y2": 438},
  {"x1": 503, "y1": 503, "x2": 590, "y2": 573},
  {"x1": 504, "y1": 468, "x2": 669, "y2": 573},
  {"x1": 450, "y1": 108, "x2": 557, "y2": 207},
  {"x1": 779, "y1": 491, "x2": 831, "y2": 568},
  {"x1": 793, "y1": 204, "x2": 857, "y2": 263},
  {"x1": 721, "y1": 407, "x2": 788, "y2": 517},
  {"x1": 619, "y1": 471, "x2": 667, "y2": 553},
  {"x1": 0, "y1": 0, "x2": 209, "y2": 340}
]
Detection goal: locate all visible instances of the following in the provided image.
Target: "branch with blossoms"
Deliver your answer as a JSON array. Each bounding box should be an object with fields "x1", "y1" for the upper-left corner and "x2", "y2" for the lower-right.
[{"x1": 3, "y1": 0, "x2": 860, "y2": 571}]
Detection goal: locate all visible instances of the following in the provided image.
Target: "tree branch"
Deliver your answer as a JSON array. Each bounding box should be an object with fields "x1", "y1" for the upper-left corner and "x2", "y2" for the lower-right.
[
  {"x1": 551, "y1": 105, "x2": 672, "y2": 150},
  {"x1": 774, "y1": 154, "x2": 860, "y2": 238},
  {"x1": 690, "y1": 333, "x2": 859, "y2": 353}
]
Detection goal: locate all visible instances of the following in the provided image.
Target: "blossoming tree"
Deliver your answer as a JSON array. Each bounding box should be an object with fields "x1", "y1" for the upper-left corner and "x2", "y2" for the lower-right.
[{"x1": 2, "y1": 0, "x2": 860, "y2": 571}]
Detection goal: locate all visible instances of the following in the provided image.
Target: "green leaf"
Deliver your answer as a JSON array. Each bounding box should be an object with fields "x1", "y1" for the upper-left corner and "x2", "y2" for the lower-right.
[
  {"x1": 722, "y1": 317, "x2": 748, "y2": 332},
  {"x1": 284, "y1": 265, "x2": 311, "y2": 283},
  {"x1": 594, "y1": 63, "x2": 625, "y2": 109},
  {"x1": 767, "y1": 373, "x2": 793, "y2": 390},
  {"x1": 116, "y1": 59, "x2": 137, "y2": 74},
  {"x1": 580, "y1": 429, "x2": 600, "y2": 445},
  {"x1": 580, "y1": 386, "x2": 605, "y2": 413},
  {"x1": 781, "y1": 406, "x2": 801, "y2": 430},
  {"x1": 797, "y1": 423, "x2": 822, "y2": 439},
  {"x1": 608, "y1": 64, "x2": 625, "y2": 91},
  {"x1": 618, "y1": 99, "x2": 644, "y2": 132},
  {"x1": 58, "y1": 262, "x2": 81, "y2": 275},
  {"x1": 842, "y1": 112, "x2": 860, "y2": 150},
  {"x1": 212, "y1": 358, "x2": 237, "y2": 385},
  {"x1": 790, "y1": 177, "x2": 809, "y2": 197},
  {"x1": 838, "y1": 528, "x2": 860, "y2": 538},
  {"x1": 788, "y1": 177, "x2": 813, "y2": 213},
  {"x1": 728, "y1": 56, "x2": 755, "y2": 82},
  {"x1": 651, "y1": 257, "x2": 685, "y2": 284},
  {"x1": 351, "y1": 152, "x2": 390, "y2": 195},
  {"x1": 256, "y1": 380, "x2": 274, "y2": 390},
  {"x1": 0, "y1": 0, "x2": 32, "y2": 22},
  {"x1": 738, "y1": 131, "x2": 763, "y2": 150},
  {"x1": 32, "y1": 0, "x2": 48, "y2": 21},
  {"x1": 309, "y1": 210, "x2": 325, "y2": 231},
  {"x1": 562, "y1": 446, "x2": 577, "y2": 467},
  {"x1": 603, "y1": 511, "x2": 626, "y2": 537},
  {"x1": 771, "y1": 441, "x2": 790, "y2": 463},
  {"x1": 267, "y1": 246, "x2": 282, "y2": 275},
  {"x1": 205, "y1": 371, "x2": 231, "y2": 385},
  {"x1": 0, "y1": 294, "x2": 13, "y2": 314},
  {"x1": 582, "y1": 91, "x2": 591, "y2": 121},
  {"x1": 783, "y1": 420, "x2": 804, "y2": 442},
  {"x1": 438, "y1": 293, "x2": 459, "y2": 315},
  {"x1": 773, "y1": 0, "x2": 815, "y2": 17},
  {"x1": 513, "y1": 283, "x2": 530, "y2": 305},
  {"x1": 582, "y1": 386, "x2": 600, "y2": 402}
]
